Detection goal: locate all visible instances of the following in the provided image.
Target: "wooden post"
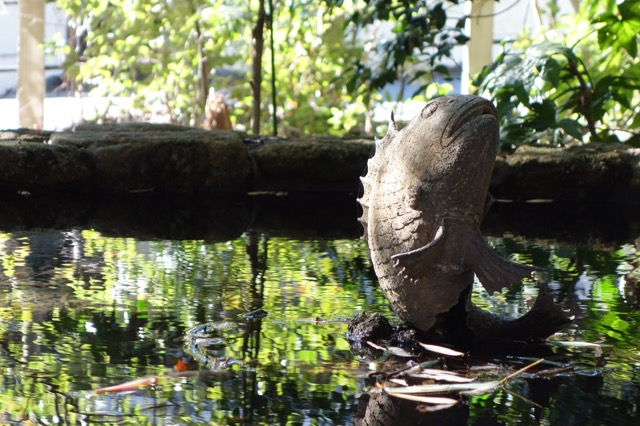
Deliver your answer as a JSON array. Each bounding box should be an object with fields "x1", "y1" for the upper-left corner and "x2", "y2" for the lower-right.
[
  {"x1": 18, "y1": 0, "x2": 45, "y2": 129},
  {"x1": 462, "y1": 0, "x2": 494, "y2": 94}
]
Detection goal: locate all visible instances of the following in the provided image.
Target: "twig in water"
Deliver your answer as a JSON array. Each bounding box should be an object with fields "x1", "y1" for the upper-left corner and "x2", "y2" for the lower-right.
[{"x1": 499, "y1": 358, "x2": 545, "y2": 385}]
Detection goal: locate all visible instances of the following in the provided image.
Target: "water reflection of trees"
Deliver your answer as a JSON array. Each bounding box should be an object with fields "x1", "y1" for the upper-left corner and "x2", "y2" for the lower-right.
[
  {"x1": 1, "y1": 229, "x2": 640, "y2": 423},
  {"x1": 239, "y1": 231, "x2": 267, "y2": 424}
]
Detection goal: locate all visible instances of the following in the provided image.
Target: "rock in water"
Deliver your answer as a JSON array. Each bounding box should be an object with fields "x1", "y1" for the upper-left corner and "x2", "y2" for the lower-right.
[{"x1": 358, "y1": 95, "x2": 571, "y2": 341}]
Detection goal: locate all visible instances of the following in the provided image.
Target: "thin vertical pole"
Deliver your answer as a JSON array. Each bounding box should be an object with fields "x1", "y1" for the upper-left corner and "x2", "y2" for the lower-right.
[{"x1": 268, "y1": 0, "x2": 277, "y2": 136}]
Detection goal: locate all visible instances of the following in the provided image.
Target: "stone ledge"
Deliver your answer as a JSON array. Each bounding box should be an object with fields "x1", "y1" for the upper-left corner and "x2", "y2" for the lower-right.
[
  {"x1": 1, "y1": 123, "x2": 639, "y2": 203},
  {"x1": 492, "y1": 144, "x2": 640, "y2": 202},
  {"x1": 250, "y1": 137, "x2": 372, "y2": 192}
]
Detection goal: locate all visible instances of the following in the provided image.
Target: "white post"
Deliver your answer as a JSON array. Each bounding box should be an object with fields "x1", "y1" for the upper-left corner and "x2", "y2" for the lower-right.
[
  {"x1": 18, "y1": 0, "x2": 45, "y2": 129},
  {"x1": 462, "y1": 0, "x2": 494, "y2": 94}
]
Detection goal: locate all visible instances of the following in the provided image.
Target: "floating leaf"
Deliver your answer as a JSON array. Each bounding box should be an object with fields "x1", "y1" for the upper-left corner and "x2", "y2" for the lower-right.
[
  {"x1": 419, "y1": 343, "x2": 465, "y2": 357},
  {"x1": 408, "y1": 369, "x2": 475, "y2": 383},
  {"x1": 93, "y1": 377, "x2": 158, "y2": 394},
  {"x1": 90, "y1": 370, "x2": 231, "y2": 395},
  {"x1": 416, "y1": 402, "x2": 459, "y2": 412},
  {"x1": 386, "y1": 346, "x2": 418, "y2": 357},
  {"x1": 367, "y1": 341, "x2": 387, "y2": 351},
  {"x1": 367, "y1": 341, "x2": 417, "y2": 357},
  {"x1": 546, "y1": 340, "x2": 610, "y2": 348},
  {"x1": 469, "y1": 365, "x2": 502, "y2": 374},
  {"x1": 404, "y1": 359, "x2": 441, "y2": 374},
  {"x1": 383, "y1": 381, "x2": 500, "y2": 395},
  {"x1": 420, "y1": 368, "x2": 466, "y2": 377},
  {"x1": 388, "y1": 378, "x2": 409, "y2": 386},
  {"x1": 459, "y1": 381, "x2": 502, "y2": 395},
  {"x1": 386, "y1": 392, "x2": 458, "y2": 405}
]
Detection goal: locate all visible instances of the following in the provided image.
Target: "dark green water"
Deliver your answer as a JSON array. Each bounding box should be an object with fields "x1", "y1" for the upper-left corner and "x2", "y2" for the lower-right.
[{"x1": 0, "y1": 199, "x2": 639, "y2": 425}]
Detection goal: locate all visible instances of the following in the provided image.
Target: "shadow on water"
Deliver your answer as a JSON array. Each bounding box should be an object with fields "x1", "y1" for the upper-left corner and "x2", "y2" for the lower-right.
[
  {"x1": 0, "y1": 191, "x2": 362, "y2": 241},
  {"x1": 0, "y1": 193, "x2": 639, "y2": 424},
  {"x1": 1, "y1": 192, "x2": 639, "y2": 243}
]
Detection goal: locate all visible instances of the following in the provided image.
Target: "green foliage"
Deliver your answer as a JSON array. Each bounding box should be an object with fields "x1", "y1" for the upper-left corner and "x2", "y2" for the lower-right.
[
  {"x1": 264, "y1": 2, "x2": 372, "y2": 136},
  {"x1": 326, "y1": 0, "x2": 467, "y2": 103},
  {"x1": 51, "y1": 0, "x2": 640, "y2": 139},
  {"x1": 53, "y1": 0, "x2": 466, "y2": 135},
  {"x1": 56, "y1": 0, "x2": 245, "y2": 126},
  {"x1": 474, "y1": 0, "x2": 640, "y2": 149},
  {"x1": 53, "y1": 0, "x2": 374, "y2": 135}
]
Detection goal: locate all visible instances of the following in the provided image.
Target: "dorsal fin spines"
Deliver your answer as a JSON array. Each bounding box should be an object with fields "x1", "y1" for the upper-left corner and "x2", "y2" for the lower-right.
[
  {"x1": 359, "y1": 114, "x2": 398, "y2": 246},
  {"x1": 387, "y1": 111, "x2": 396, "y2": 136}
]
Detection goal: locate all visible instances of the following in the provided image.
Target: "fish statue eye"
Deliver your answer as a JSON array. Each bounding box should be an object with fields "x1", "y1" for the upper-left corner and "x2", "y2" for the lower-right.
[{"x1": 421, "y1": 102, "x2": 439, "y2": 119}]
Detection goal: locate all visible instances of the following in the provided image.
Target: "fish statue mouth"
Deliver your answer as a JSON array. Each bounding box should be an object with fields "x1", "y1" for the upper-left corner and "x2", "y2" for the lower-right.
[
  {"x1": 358, "y1": 94, "x2": 571, "y2": 341},
  {"x1": 445, "y1": 96, "x2": 499, "y2": 142}
]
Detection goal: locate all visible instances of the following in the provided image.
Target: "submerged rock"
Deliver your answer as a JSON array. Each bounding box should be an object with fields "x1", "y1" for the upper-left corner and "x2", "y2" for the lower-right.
[{"x1": 347, "y1": 312, "x2": 395, "y2": 343}]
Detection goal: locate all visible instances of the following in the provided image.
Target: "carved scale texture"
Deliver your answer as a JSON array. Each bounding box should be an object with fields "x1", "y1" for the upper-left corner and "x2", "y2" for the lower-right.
[
  {"x1": 360, "y1": 173, "x2": 469, "y2": 330},
  {"x1": 359, "y1": 139, "x2": 466, "y2": 330}
]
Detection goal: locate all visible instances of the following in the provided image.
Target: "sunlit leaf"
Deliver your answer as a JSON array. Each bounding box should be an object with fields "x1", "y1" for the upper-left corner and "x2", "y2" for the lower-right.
[
  {"x1": 367, "y1": 341, "x2": 417, "y2": 357},
  {"x1": 402, "y1": 360, "x2": 442, "y2": 376},
  {"x1": 419, "y1": 343, "x2": 465, "y2": 357},
  {"x1": 367, "y1": 341, "x2": 387, "y2": 351},
  {"x1": 546, "y1": 340, "x2": 610, "y2": 348},
  {"x1": 383, "y1": 381, "x2": 500, "y2": 395},
  {"x1": 460, "y1": 381, "x2": 503, "y2": 395},
  {"x1": 408, "y1": 369, "x2": 475, "y2": 383},
  {"x1": 386, "y1": 346, "x2": 418, "y2": 357},
  {"x1": 92, "y1": 376, "x2": 158, "y2": 394},
  {"x1": 386, "y1": 392, "x2": 458, "y2": 405}
]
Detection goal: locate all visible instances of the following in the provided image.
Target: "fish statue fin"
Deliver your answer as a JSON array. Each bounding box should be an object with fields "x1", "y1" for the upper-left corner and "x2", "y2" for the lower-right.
[
  {"x1": 391, "y1": 225, "x2": 445, "y2": 281},
  {"x1": 467, "y1": 285, "x2": 572, "y2": 341},
  {"x1": 468, "y1": 230, "x2": 540, "y2": 295}
]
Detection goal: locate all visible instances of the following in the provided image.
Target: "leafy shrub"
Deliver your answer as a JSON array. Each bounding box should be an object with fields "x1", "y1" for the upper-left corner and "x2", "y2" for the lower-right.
[{"x1": 474, "y1": 0, "x2": 640, "y2": 149}]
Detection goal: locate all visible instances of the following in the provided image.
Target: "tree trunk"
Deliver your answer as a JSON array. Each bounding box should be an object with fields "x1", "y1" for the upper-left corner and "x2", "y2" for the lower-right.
[
  {"x1": 251, "y1": 0, "x2": 266, "y2": 135},
  {"x1": 190, "y1": 0, "x2": 208, "y2": 128}
]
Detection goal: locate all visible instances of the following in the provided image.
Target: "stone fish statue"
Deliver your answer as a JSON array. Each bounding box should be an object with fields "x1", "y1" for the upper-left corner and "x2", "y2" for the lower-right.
[{"x1": 358, "y1": 95, "x2": 570, "y2": 341}]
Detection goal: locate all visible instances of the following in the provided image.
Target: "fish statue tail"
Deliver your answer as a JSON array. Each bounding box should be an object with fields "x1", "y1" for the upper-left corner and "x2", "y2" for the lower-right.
[{"x1": 466, "y1": 287, "x2": 572, "y2": 342}]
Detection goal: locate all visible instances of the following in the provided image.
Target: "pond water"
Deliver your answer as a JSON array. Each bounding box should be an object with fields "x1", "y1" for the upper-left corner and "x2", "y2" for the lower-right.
[{"x1": 0, "y1": 197, "x2": 639, "y2": 425}]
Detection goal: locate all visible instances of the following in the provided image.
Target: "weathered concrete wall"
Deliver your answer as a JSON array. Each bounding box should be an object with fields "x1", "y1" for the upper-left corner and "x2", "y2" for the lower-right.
[
  {"x1": 250, "y1": 137, "x2": 372, "y2": 192},
  {"x1": 491, "y1": 144, "x2": 640, "y2": 202},
  {"x1": 1, "y1": 124, "x2": 251, "y2": 193},
  {"x1": 1, "y1": 123, "x2": 639, "y2": 203}
]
